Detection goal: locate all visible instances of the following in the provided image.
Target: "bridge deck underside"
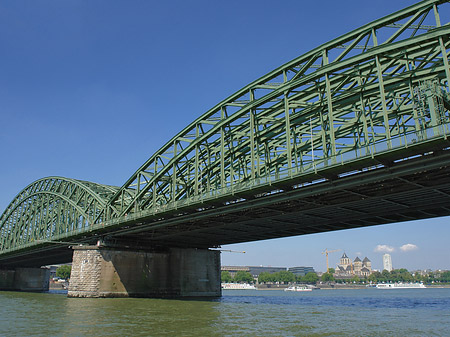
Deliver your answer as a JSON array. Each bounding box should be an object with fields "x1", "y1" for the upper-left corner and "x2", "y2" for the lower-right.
[{"x1": 124, "y1": 172, "x2": 450, "y2": 247}]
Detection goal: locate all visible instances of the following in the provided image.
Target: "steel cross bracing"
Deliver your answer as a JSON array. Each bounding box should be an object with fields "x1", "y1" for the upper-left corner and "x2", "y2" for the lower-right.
[
  {"x1": 0, "y1": 177, "x2": 118, "y2": 254},
  {"x1": 1, "y1": 0, "x2": 450, "y2": 260}
]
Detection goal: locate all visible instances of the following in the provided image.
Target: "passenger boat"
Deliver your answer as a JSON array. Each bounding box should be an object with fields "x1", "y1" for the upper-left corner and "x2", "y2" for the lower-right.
[
  {"x1": 221, "y1": 283, "x2": 257, "y2": 290},
  {"x1": 284, "y1": 285, "x2": 313, "y2": 292},
  {"x1": 375, "y1": 282, "x2": 426, "y2": 289}
]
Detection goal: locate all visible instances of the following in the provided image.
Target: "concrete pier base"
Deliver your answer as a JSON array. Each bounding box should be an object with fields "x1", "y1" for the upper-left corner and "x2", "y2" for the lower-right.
[
  {"x1": 68, "y1": 246, "x2": 221, "y2": 298},
  {"x1": 0, "y1": 268, "x2": 50, "y2": 292}
]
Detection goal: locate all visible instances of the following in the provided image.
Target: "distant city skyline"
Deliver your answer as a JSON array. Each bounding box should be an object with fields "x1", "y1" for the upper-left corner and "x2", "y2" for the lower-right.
[
  {"x1": 220, "y1": 217, "x2": 450, "y2": 272},
  {"x1": 1, "y1": 1, "x2": 450, "y2": 273}
]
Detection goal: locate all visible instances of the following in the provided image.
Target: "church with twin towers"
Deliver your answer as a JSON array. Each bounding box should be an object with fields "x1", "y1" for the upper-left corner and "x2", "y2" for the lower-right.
[{"x1": 335, "y1": 253, "x2": 373, "y2": 278}]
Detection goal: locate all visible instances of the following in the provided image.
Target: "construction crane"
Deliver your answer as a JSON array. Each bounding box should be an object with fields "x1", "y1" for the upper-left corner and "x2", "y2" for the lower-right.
[{"x1": 322, "y1": 248, "x2": 341, "y2": 273}]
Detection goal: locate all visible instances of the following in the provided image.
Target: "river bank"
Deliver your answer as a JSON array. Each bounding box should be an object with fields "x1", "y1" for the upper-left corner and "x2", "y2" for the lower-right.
[{"x1": 255, "y1": 283, "x2": 450, "y2": 290}]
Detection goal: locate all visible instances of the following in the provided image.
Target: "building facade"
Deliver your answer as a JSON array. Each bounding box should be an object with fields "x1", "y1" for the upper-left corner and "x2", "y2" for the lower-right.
[
  {"x1": 334, "y1": 253, "x2": 373, "y2": 278},
  {"x1": 383, "y1": 254, "x2": 393, "y2": 272},
  {"x1": 288, "y1": 266, "x2": 315, "y2": 276}
]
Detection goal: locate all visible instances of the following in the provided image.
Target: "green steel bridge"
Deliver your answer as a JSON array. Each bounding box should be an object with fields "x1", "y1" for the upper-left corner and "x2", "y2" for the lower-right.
[{"x1": 1, "y1": 0, "x2": 450, "y2": 267}]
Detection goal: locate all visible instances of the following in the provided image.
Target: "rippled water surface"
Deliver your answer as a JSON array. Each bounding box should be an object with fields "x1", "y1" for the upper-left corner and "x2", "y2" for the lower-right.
[{"x1": 1, "y1": 288, "x2": 449, "y2": 336}]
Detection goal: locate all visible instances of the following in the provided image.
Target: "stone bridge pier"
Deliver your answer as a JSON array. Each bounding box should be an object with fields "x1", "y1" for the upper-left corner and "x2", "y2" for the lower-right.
[
  {"x1": 0, "y1": 267, "x2": 50, "y2": 292},
  {"x1": 68, "y1": 245, "x2": 221, "y2": 298}
]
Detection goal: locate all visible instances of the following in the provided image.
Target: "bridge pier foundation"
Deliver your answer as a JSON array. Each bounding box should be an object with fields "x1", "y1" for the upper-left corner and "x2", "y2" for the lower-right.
[
  {"x1": 0, "y1": 268, "x2": 50, "y2": 292},
  {"x1": 68, "y1": 246, "x2": 221, "y2": 298}
]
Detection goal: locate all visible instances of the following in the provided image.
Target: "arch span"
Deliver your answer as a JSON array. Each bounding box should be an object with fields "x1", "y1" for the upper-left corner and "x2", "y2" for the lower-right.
[{"x1": 0, "y1": 177, "x2": 118, "y2": 254}]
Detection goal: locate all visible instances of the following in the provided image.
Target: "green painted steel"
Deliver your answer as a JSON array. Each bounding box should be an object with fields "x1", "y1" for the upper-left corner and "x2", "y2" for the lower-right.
[
  {"x1": 1, "y1": 0, "x2": 450, "y2": 256},
  {"x1": 0, "y1": 177, "x2": 118, "y2": 253}
]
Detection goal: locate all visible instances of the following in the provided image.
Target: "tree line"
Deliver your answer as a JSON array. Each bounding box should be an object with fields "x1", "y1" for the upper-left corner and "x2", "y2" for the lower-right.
[
  {"x1": 221, "y1": 270, "x2": 319, "y2": 284},
  {"x1": 324, "y1": 268, "x2": 450, "y2": 284},
  {"x1": 221, "y1": 268, "x2": 450, "y2": 284},
  {"x1": 367, "y1": 269, "x2": 450, "y2": 284}
]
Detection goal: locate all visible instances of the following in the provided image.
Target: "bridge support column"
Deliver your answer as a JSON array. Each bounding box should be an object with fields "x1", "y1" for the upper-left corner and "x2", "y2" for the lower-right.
[
  {"x1": 0, "y1": 268, "x2": 50, "y2": 292},
  {"x1": 68, "y1": 246, "x2": 221, "y2": 298}
]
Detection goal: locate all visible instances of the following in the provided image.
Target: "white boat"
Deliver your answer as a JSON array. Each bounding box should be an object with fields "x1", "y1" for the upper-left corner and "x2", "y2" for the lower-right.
[
  {"x1": 284, "y1": 285, "x2": 313, "y2": 292},
  {"x1": 375, "y1": 282, "x2": 426, "y2": 289},
  {"x1": 221, "y1": 283, "x2": 256, "y2": 290}
]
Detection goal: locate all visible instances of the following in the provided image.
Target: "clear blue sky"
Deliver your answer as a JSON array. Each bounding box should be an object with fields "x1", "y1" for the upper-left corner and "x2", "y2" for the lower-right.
[{"x1": 1, "y1": 0, "x2": 449, "y2": 272}]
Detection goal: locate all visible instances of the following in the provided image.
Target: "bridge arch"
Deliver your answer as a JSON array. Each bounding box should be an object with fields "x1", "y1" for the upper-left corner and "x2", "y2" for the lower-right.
[
  {"x1": 0, "y1": 177, "x2": 118, "y2": 253},
  {"x1": 107, "y1": 0, "x2": 450, "y2": 218}
]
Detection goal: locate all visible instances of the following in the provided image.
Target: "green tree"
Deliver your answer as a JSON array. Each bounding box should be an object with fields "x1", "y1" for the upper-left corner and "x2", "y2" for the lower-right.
[
  {"x1": 439, "y1": 271, "x2": 450, "y2": 283},
  {"x1": 389, "y1": 269, "x2": 413, "y2": 283},
  {"x1": 278, "y1": 271, "x2": 296, "y2": 284},
  {"x1": 381, "y1": 269, "x2": 391, "y2": 281},
  {"x1": 234, "y1": 271, "x2": 254, "y2": 284},
  {"x1": 271, "y1": 272, "x2": 280, "y2": 282},
  {"x1": 221, "y1": 271, "x2": 233, "y2": 283},
  {"x1": 400, "y1": 270, "x2": 413, "y2": 282},
  {"x1": 350, "y1": 275, "x2": 360, "y2": 283},
  {"x1": 321, "y1": 272, "x2": 335, "y2": 282},
  {"x1": 327, "y1": 268, "x2": 335, "y2": 274},
  {"x1": 368, "y1": 273, "x2": 378, "y2": 283},
  {"x1": 302, "y1": 272, "x2": 319, "y2": 284},
  {"x1": 56, "y1": 265, "x2": 72, "y2": 280},
  {"x1": 413, "y1": 272, "x2": 424, "y2": 283},
  {"x1": 258, "y1": 272, "x2": 273, "y2": 283}
]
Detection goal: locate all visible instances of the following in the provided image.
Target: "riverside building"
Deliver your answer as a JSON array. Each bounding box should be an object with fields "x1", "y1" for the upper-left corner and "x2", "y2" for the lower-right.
[
  {"x1": 288, "y1": 266, "x2": 315, "y2": 276},
  {"x1": 334, "y1": 252, "x2": 373, "y2": 278}
]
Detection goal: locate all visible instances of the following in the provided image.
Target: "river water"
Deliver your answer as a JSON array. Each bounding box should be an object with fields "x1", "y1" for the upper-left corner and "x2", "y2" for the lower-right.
[{"x1": 0, "y1": 288, "x2": 449, "y2": 336}]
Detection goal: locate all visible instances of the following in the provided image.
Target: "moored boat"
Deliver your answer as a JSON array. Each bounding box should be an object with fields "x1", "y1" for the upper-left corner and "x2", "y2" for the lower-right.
[
  {"x1": 375, "y1": 282, "x2": 426, "y2": 289},
  {"x1": 284, "y1": 285, "x2": 313, "y2": 292},
  {"x1": 221, "y1": 283, "x2": 257, "y2": 290}
]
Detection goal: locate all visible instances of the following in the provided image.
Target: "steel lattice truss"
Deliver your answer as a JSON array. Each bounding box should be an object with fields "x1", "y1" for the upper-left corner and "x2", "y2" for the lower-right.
[
  {"x1": 0, "y1": 177, "x2": 118, "y2": 252},
  {"x1": 1, "y1": 0, "x2": 450, "y2": 256}
]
